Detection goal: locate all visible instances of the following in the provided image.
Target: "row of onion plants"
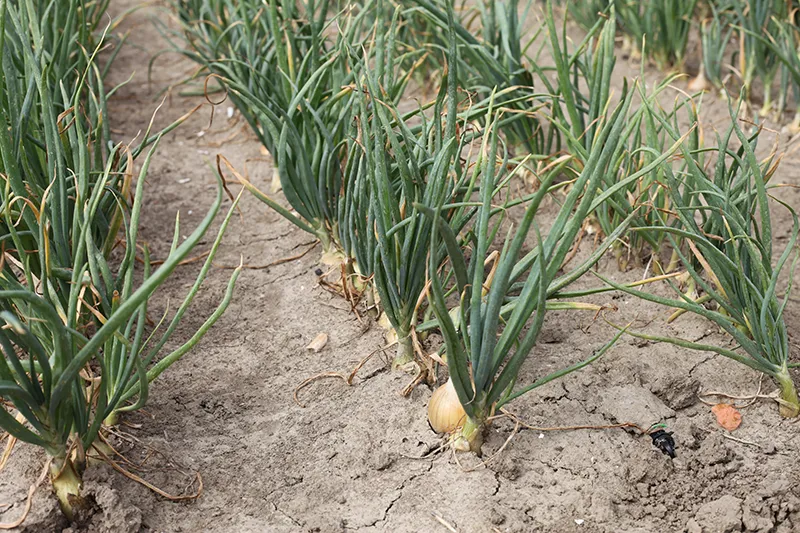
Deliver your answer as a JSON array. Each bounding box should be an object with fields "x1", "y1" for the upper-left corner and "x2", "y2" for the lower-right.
[
  {"x1": 0, "y1": 0, "x2": 240, "y2": 518},
  {"x1": 564, "y1": 0, "x2": 800, "y2": 122},
  {"x1": 171, "y1": 0, "x2": 800, "y2": 468}
]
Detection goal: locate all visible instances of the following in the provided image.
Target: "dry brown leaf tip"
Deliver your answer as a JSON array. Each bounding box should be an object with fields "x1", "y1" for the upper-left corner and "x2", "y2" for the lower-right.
[{"x1": 711, "y1": 403, "x2": 742, "y2": 431}]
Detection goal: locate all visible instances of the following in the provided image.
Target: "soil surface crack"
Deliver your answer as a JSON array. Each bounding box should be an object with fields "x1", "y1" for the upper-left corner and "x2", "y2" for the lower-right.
[
  {"x1": 360, "y1": 462, "x2": 434, "y2": 529},
  {"x1": 270, "y1": 502, "x2": 304, "y2": 528},
  {"x1": 688, "y1": 353, "x2": 717, "y2": 378}
]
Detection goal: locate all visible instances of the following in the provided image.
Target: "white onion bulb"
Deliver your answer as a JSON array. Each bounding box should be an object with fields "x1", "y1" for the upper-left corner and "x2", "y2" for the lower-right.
[{"x1": 428, "y1": 378, "x2": 467, "y2": 434}]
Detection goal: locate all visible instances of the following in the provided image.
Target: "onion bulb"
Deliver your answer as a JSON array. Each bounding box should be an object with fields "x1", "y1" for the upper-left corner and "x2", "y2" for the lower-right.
[
  {"x1": 428, "y1": 378, "x2": 466, "y2": 434},
  {"x1": 687, "y1": 67, "x2": 711, "y2": 93},
  {"x1": 270, "y1": 168, "x2": 282, "y2": 193}
]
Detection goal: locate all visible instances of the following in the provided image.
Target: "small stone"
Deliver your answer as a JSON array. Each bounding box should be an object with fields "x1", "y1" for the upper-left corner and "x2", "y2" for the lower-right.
[{"x1": 761, "y1": 442, "x2": 777, "y2": 455}]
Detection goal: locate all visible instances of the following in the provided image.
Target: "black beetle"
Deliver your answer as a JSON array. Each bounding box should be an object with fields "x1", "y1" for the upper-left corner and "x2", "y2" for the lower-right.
[{"x1": 650, "y1": 429, "x2": 676, "y2": 459}]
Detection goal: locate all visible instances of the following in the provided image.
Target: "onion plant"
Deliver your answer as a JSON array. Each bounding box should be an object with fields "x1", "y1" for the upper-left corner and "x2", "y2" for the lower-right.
[
  {"x1": 175, "y1": 0, "x2": 413, "y2": 263},
  {"x1": 615, "y1": 0, "x2": 698, "y2": 70},
  {"x1": 601, "y1": 97, "x2": 800, "y2": 418},
  {"x1": 1, "y1": 0, "x2": 189, "y2": 299},
  {"x1": 774, "y1": 18, "x2": 800, "y2": 121},
  {"x1": 424, "y1": 79, "x2": 637, "y2": 454},
  {"x1": 336, "y1": 5, "x2": 427, "y2": 292},
  {"x1": 1, "y1": 0, "x2": 241, "y2": 517},
  {"x1": 541, "y1": 3, "x2": 696, "y2": 270},
  {"x1": 697, "y1": 2, "x2": 734, "y2": 91},
  {"x1": 731, "y1": 0, "x2": 788, "y2": 115},
  {"x1": 175, "y1": 0, "x2": 345, "y2": 257},
  {"x1": 540, "y1": 0, "x2": 616, "y2": 157},
  {"x1": 694, "y1": 0, "x2": 799, "y2": 116},
  {"x1": 741, "y1": 14, "x2": 800, "y2": 127},
  {"x1": 595, "y1": 84, "x2": 701, "y2": 270},
  {"x1": 563, "y1": 0, "x2": 612, "y2": 32},
  {"x1": 349, "y1": 8, "x2": 485, "y2": 367},
  {"x1": 0, "y1": 0, "x2": 117, "y2": 305},
  {"x1": 389, "y1": 0, "x2": 447, "y2": 87},
  {"x1": 0, "y1": 142, "x2": 240, "y2": 516},
  {"x1": 409, "y1": 0, "x2": 554, "y2": 156}
]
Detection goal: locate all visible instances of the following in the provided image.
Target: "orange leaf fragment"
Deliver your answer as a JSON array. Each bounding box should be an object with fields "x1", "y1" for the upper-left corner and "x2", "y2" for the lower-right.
[{"x1": 711, "y1": 403, "x2": 742, "y2": 431}]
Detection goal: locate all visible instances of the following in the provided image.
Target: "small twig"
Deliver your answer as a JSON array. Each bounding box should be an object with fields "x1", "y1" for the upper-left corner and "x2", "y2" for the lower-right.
[
  {"x1": 216, "y1": 240, "x2": 318, "y2": 270},
  {"x1": 294, "y1": 341, "x2": 398, "y2": 407},
  {"x1": 318, "y1": 278, "x2": 347, "y2": 298},
  {"x1": 400, "y1": 370, "x2": 428, "y2": 397},
  {"x1": 740, "y1": 374, "x2": 764, "y2": 408},
  {"x1": 93, "y1": 446, "x2": 203, "y2": 501},
  {"x1": 499, "y1": 408, "x2": 647, "y2": 435},
  {"x1": 401, "y1": 328, "x2": 435, "y2": 396},
  {"x1": 94, "y1": 432, "x2": 168, "y2": 474},
  {"x1": 640, "y1": 254, "x2": 653, "y2": 290},
  {"x1": 697, "y1": 383, "x2": 778, "y2": 408},
  {"x1": 432, "y1": 511, "x2": 459, "y2": 532},
  {"x1": 721, "y1": 433, "x2": 758, "y2": 447},
  {"x1": 0, "y1": 434, "x2": 13, "y2": 473},
  {"x1": 100, "y1": 427, "x2": 193, "y2": 477},
  {"x1": 340, "y1": 263, "x2": 364, "y2": 324},
  {"x1": 293, "y1": 372, "x2": 349, "y2": 408},
  {"x1": 347, "y1": 341, "x2": 397, "y2": 385}
]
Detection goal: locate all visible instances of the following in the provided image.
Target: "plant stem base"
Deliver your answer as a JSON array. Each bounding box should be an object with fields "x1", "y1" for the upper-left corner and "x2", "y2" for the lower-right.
[
  {"x1": 776, "y1": 371, "x2": 800, "y2": 418},
  {"x1": 50, "y1": 457, "x2": 85, "y2": 521},
  {"x1": 453, "y1": 415, "x2": 485, "y2": 455},
  {"x1": 392, "y1": 333, "x2": 414, "y2": 369},
  {"x1": 320, "y1": 249, "x2": 346, "y2": 267}
]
